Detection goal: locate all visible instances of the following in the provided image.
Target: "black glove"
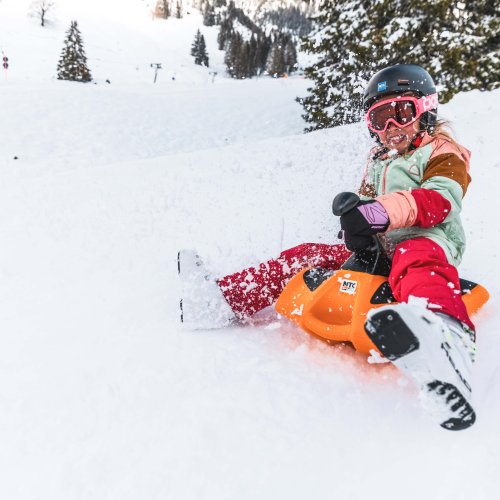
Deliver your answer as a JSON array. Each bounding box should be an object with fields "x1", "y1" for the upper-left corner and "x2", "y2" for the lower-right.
[
  {"x1": 332, "y1": 192, "x2": 390, "y2": 251},
  {"x1": 340, "y1": 199, "x2": 389, "y2": 236}
]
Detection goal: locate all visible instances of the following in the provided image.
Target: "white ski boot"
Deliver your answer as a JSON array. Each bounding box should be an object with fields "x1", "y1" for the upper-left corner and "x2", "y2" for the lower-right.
[
  {"x1": 364, "y1": 300, "x2": 476, "y2": 430},
  {"x1": 177, "y1": 250, "x2": 235, "y2": 329}
]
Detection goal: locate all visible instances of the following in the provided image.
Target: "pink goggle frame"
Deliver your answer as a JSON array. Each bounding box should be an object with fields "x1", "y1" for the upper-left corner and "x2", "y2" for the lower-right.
[{"x1": 365, "y1": 93, "x2": 438, "y2": 133}]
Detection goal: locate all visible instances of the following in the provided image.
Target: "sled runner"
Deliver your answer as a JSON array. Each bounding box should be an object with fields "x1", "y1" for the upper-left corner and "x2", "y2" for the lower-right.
[{"x1": 276, "y1": 196, "x2": 490, "y2": 356}]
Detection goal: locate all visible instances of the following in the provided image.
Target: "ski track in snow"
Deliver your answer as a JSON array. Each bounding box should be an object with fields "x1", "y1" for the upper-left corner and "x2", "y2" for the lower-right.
[{"x1": 1, "y1": 1, "x2": 500, "y2": 499}]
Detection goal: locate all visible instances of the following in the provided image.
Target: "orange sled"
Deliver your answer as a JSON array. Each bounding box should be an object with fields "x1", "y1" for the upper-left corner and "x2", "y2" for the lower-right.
[{"x1": 276, "y1": 243, "x2": 489, "y2": 356}]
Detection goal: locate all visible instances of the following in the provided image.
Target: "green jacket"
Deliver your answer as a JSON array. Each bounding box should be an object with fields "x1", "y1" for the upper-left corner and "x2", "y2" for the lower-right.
[{"x1": 359, "y1": 132, "x2": 471, "y2": 266}]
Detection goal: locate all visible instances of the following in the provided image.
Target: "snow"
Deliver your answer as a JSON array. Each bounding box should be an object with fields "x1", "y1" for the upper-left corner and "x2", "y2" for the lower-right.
[{"x1": 1, "y1": 1, "x2": 500, "y2": 499}]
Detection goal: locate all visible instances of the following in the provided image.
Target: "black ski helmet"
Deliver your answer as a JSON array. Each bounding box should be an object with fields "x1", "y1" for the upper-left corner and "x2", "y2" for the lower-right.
[{"x1": 363, "y1": 64, "x2": 438, "y2": 133}]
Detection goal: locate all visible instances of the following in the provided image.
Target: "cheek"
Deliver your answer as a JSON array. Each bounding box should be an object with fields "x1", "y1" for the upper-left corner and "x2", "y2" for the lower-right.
[
  {"x1": 375, "y1": 130, "x2": 389, "y2": 144},
  {"x1": 406, "y1": 121, "x2": 421, "y2": 134},
  {"x1": 384, "y1": 122, "x2": 417, "y2": 138}
]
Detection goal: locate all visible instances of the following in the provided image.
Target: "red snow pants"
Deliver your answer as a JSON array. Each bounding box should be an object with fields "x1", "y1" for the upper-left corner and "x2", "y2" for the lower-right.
[
  {"x1": 217, "y1": 243, "x2": 351, "y2": 319},
  {"x1": 390, "y1": 237, "x2": 474, "y2": 330},
  {"x1": 217, "y1": 237, "x2": 474, "y2": 330}
]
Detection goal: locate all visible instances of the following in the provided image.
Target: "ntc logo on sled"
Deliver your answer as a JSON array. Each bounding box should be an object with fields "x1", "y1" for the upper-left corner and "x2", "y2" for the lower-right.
[{"x1": 340, "y1": 279, "x2": 357, "y2": 295}]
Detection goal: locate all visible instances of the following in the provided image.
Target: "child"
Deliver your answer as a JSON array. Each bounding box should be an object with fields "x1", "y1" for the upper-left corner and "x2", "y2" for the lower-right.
[{"x1": 179, "y1": 64, "x2": 476, "y2": 429}]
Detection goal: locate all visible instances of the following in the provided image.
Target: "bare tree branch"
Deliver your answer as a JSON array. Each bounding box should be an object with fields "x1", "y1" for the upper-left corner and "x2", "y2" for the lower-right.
[{"x1": 29, "y1": 0, "x2": 56, "y2": 27}]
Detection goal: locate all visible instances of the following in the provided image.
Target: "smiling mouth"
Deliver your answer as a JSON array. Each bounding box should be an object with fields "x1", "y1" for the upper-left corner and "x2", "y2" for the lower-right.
[{"x1": 388, "y1": 134, "x2": 407, "y2": 145}]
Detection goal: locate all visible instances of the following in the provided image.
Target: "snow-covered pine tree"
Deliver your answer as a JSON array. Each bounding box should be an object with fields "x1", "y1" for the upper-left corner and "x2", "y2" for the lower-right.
[
  {"x1": 256, "y1": 35, "x2": 273, "y2": 75},
  {"x1": 191, "y1": 29, "x2": 201, "y2": 57},
  {"x1": 56, "y1": 20, "x2": 92, "y2": 83},
  {"x1": 195, "y1": 34, "x2": 210, "y2": 67},
  {"x1": 212, "y1": 0, "x2": 226, "y2": 23},
  {"x1": 225, "y1": 32, "x2": 245, "y2": 78},
  {"x1": 467, "y1": 0, "x2": 500, "y2": 92},
  {"x1": 241, "y1": 41, "x2": 252, "y2": 77},
  {"x1": 217, "y1": 17, "x2": 233, "y2": 50},
  {"x1": 383, "y1": 0, "x2": 499, "y2": 102},
  {"x1": 175, "y1": 1, "x2": 183, "y2": 18},
  {"x1": 430, "y1": 0, "x2": 499, "y2": 99},
  {"x1": 248, "y1": 35, "x2": 258, "y2": 76},
  {"x1": 283, "y1": 37, "x2": 298, "y2": 75},
  {"x1": 266, "y1": 39, "x2": 286, "y2": 77},
  {"x1": 258, "y1": 6, "x2": 314, "y2": 37},
  {"x1": 298, "y1": 0, "x2": 384, "y2": 130},
  {"x1": 299, "y1": 0, "x2": 499, "y2": 131},
  {"x1": 203, "y1": 2, "x2": 216, "y2": 26}
]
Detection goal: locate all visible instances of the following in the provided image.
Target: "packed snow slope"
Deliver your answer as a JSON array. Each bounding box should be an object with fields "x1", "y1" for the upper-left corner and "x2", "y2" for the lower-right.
[{"x1": 1, "y1": 1, "x2": 499, "y2": 499}]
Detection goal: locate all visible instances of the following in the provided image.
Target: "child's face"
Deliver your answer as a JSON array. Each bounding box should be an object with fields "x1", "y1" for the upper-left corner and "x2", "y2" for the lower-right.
[
  {"x1": 371, "y1": 93, "x2": 421, "y2": 154},
  {"x1": 375, "y1": 119, "x2": 421, "y2": 155}
]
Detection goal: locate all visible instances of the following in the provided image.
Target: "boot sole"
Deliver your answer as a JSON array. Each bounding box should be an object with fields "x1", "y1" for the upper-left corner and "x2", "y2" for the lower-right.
[
  {"x1": 364, "y1": 309, "x2": 420, "y2": 361},
  {"x1": 365, "y1": 309, "x2": 476, "y2": 431}
]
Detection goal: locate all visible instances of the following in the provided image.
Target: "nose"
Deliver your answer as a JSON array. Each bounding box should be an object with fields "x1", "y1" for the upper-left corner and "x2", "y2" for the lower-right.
[{"x1": 386, "y1": 120, "x2": 397, "y2": 131}]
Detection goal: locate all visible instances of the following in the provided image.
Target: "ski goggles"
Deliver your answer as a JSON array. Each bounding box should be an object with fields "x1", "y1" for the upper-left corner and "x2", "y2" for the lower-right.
[{"x1": 365, "y1": 93, "x2": 438, "y2": 132}]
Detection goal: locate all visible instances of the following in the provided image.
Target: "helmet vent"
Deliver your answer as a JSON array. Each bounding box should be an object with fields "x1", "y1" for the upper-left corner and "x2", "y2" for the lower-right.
[{"x1": 398, "y1": 79, "x2": 410, "y2": 85}]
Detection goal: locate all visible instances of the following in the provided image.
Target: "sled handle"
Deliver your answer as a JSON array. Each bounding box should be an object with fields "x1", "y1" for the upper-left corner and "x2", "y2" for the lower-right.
[
  {"x1": 332, "y1": 192, "x2": 375, "y2": 251},
  {"x1": 332, "y1": 192, "x2": 390, "y2": 275},
  {"x1": 332, "y1": 192, "x2": 360, "y2": 216}
]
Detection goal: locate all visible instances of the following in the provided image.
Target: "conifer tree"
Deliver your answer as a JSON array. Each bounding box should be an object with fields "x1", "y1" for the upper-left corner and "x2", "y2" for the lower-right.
[
  {"x1": 299, "y1": 0, "x2": 500, "y2": 132},
  {"x1": 266, "y1": 40, "x2": 286, "y2": 77},
  {"x1": 191, "y1": 29, "x2": 201, "y2": 57},
  {"x1": 284, "y1": 37, "x2": 298, "y2": 74},
  {"x1": 56, "y1": 20, "x2": 92, "y2": 83},
  {"x1": 192, "y1": 30, "x2": 209, "y2": 67},
  {"x1": 248, "y1": 35, "x2": 258, "y2": 76},
  {"x1": 224, "y1": 32, "x2": 244, "y2": 78},
  {"x1": 382, "y1": 0, "x2": 499, "y2": 101},
  {"x1": 298, "y1": 0, "x2": 387, "y2": 131},
  {"x1": 239, "y1": 41, "x2": 251, "y2": 77},
  {"x1": 175, "y1": 1, "x2": 183, "y2": 19},
  {"x1": 203, "y1": 2, "x2": 216, "y2": 26},
  {"x1": 195, "y1": 34, "x2": 209, "y2": 67},
  {"x1": 218, "y1": 18, "x2": 233, "y2": 50},
  {"x1": 257, "y1": 35, "x2": 273, "y2": 75},
  {"x1": 465, "y1": 0, "x2": 500, "y2": 92}
]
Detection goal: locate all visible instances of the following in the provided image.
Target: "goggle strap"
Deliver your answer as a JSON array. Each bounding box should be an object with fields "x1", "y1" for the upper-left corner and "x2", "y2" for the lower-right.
[{"x1": 420, "y1": 93, "x2": 438, "y2": 112}]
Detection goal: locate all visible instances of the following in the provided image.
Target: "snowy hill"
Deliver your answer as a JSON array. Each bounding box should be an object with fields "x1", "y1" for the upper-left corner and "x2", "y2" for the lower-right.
[
  {"x1": 0, "y1": 0, "x2": 229, "y2": 84},
  {"x1": 1, "y1": 1, "x2": 500, "y2": 499}
]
